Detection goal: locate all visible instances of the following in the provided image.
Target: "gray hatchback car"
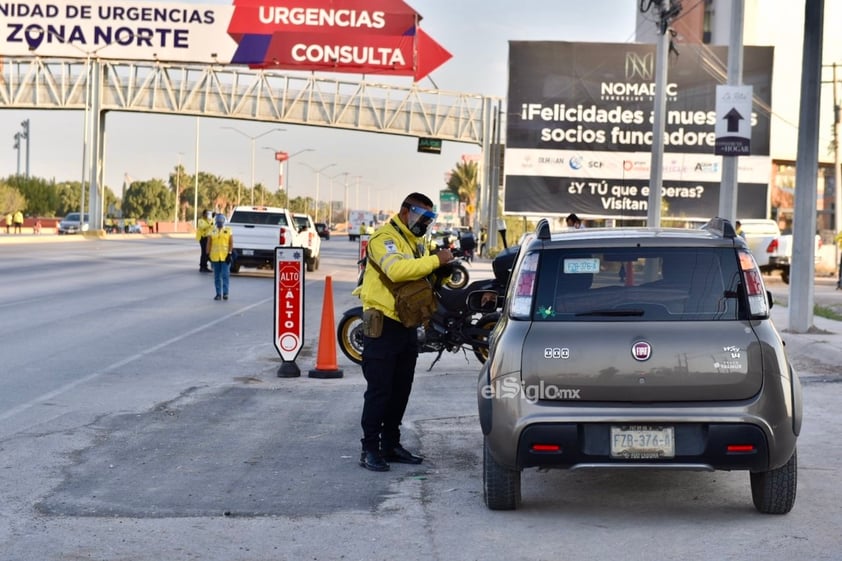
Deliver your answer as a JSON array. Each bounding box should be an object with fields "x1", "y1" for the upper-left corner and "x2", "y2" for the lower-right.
[{"x1": 477, "y1": 218, "x2": 801, "y2": 514}]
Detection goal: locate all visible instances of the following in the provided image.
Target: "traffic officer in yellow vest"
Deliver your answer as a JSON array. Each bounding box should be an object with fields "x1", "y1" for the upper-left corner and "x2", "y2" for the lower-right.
[
  {"x1": 196, "y1": 209, "x2": 213, "y2": 272},
  {"x1": 13, "y1": 210, "x2": 23, "y2": 234},
  {"x1": 357, "y1": 192, "x2": 453, "y2": 472},
  {"x1": 207, "y1": 213, "x2": 233, "y2": 301}
]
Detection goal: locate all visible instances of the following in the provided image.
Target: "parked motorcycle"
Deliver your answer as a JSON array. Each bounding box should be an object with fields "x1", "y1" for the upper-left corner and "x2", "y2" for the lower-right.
[{"x1": 338, "y1": 268, "x2": 504, "y2": 369}]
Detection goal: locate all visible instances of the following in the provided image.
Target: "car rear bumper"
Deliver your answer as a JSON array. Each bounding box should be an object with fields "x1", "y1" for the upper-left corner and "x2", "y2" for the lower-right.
[
  {"x1": 516, "y1": 422, "x2": 769, "y2": 471},
  {"x1": 232, "y1": 248, "x2": 276, "y2": 268}
]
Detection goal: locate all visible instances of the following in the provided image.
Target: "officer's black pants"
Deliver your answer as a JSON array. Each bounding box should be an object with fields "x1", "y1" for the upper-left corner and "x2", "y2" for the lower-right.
[
  {"x1": 360, "y1": 316, "x2": 418, "y2": 453},
  {"x1": 199, "y1": 236, "x2": 210, "y2": 268}
]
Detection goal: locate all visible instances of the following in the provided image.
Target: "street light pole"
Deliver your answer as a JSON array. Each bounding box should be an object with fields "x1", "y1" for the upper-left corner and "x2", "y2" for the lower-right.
[
  {"x1": 222, "y1": 126, "x2": 284, "y2": 205},
  {"x1": 299, "y1": 162, "x2": 336, "y2": 221},
  {"x1": 174, "y1": 153, "x2": 183, "y2": 230},
  {"x1": 326, "y1": 170, "x2": 346, "y2": 227},
  {"x1": 13, "y1": 132, "x2": 21, "y2": 175},
  {"x1": 20, "y1": 119, "x2": 30, "y2": 178},
  {"x1": 286, "y1": 149, "x2": 315, "y2": 210},
  {"x1": 343, "y1": 172, "x2": 350, "y2": 226}
]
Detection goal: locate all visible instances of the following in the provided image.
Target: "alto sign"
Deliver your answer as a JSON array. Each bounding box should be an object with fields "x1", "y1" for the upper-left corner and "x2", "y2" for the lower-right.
[
  {"x1": 274, "y1": 247, "x2": 304, "y2": 376},
  {"x1": 0, "y1": 0, "x2": 452, "y2": 81}
]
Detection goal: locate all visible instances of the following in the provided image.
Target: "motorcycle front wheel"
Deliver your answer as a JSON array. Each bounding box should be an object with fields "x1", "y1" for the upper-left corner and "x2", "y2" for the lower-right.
[
  {"x1": 472, "y1": 313, "x2": 500, "y2": 363},
  {"x1": 444, "y1": 261, "x2": 469, "y2": 290},
  {"x1": 337, "y1": 309, "x2": 365, "y2": 365}
]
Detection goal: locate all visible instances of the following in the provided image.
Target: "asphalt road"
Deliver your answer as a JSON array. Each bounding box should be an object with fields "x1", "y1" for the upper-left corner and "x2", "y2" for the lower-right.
[{"x1": 0, "y1": 235, "x2": 840, "y2": 561}]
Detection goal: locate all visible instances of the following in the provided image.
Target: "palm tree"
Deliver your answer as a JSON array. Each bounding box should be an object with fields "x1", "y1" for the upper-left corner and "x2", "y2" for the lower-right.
[{"x1": 446, "y1": 160, "x2": 479, "y2": 228}]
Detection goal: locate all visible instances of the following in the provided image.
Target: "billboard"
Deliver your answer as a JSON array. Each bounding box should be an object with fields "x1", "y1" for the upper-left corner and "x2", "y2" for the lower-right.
[
  {"x1": 504, "y1": 42, "x2": 774, "y2": 220},
  {"x1": 0, "y1": 0, "x2": 451, "y2": 80}
]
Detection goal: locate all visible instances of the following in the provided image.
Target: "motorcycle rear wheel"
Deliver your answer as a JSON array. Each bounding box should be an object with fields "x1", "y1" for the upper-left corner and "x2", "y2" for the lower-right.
[{"x1": 337, "y1": 311, "x2": 365, "y2": 365}]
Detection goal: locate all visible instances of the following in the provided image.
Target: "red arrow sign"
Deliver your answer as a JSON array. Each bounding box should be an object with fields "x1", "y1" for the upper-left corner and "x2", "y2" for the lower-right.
[
  {"x1": 413, "y1": 28, "x2": 452, "y2": 81},
  {"x1": 227, "y1": 0, "x2": 451, "y2": 81}
]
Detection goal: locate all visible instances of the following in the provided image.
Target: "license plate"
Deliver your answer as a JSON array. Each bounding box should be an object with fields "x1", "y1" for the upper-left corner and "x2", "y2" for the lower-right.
[
  {"x1": 242, "y1": 249, "x2": 254, "y2": 256},
  {"x1": 610, "y1": 425, "x2": 675, "y2": 459}
]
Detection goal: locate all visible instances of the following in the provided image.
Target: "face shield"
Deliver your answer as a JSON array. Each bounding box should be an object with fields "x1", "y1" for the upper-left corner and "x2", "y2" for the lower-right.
[
  {"x1": 403, "y1": 204, "x2": 437, "y2": 237},
  {"x1": 215, "y1": 215, "x2": 226, "y2": 229}
]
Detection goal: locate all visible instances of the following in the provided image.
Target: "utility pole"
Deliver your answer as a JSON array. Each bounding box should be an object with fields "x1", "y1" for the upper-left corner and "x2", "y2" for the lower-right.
[
  {"x1": 718, "y1": 0, "x2": 745, "y2": 223},
  {"x1": 646, "y1": 0, "x2": 674, "y2": 228},
  {"x1": 826, "y1": 62, "x2": 841, "y2": 278},
  {"x1": 789, "y1": 0, "x2": 825, "y2": 333}
]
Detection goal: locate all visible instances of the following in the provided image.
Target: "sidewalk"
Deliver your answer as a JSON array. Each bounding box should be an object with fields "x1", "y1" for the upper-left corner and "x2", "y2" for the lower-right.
[{"x1": 771, "y1": 304, "x2": 842, "y2": 379}]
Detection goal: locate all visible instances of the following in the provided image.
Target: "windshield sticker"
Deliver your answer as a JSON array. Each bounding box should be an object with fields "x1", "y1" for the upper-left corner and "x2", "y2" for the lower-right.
[
  {"x1": 384, "y1": 239, "x2": 398, "y2": 253},
  {"x1": 564, "y1": 258, "x2": 600, "y2": 274}
]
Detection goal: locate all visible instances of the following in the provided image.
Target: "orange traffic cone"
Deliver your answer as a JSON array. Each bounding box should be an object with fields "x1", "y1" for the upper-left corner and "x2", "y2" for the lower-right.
[{"x1": 308, "y1": 276, "x2": 344, "y2": 379}]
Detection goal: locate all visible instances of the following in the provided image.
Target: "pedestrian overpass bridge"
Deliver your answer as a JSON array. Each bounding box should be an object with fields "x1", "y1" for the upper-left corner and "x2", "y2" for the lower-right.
[{"x1": 0, "y1": 56, "x2": 502, "y2": 229}]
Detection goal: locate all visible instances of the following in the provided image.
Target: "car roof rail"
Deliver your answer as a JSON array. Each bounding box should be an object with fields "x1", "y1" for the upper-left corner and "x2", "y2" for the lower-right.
[
  {"x1": 700, "y1": 217, "x2": 737, "y2": 239},
  {"x1": 535, "y1": 218, "x2": 551, "y2": 240}
]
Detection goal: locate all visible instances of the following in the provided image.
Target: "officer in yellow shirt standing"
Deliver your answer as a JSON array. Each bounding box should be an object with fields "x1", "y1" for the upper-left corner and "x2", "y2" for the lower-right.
[
  {"x1": 13, "y1": 210, "x2": 24, "y2": 234},
  {"x1": 357, "y1": 192, "x2": 453, "y2": 472},
  {"x1": 196, "y1": 209, "x2": 213, "y2": 272},
  {"x1": 207, "y1": 213, "x2": 234, "y2": 300}
]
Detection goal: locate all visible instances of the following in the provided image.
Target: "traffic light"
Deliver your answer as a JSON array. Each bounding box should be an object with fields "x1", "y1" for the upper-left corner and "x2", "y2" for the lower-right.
[
  {"x1": 13, "y1": 131, "x2": 20, "y2": 149},
  {"x1": 20, "y1": 118, "x2": 29, "y2": 139}
]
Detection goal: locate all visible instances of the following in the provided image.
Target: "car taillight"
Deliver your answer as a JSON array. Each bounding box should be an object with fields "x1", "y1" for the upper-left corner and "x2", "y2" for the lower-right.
[
  {"x1": 738, "y1": 250, "x2": 768, "y2": 316},
  {"x1": 765, "y1": 238, "x2": 778, "y2": 253},
  {"x1": 511, "y1": 252, "x2": 539, "y2": 319},
  {"x1": 279, "y1": 227, "x2": 287, "y2": 245}
]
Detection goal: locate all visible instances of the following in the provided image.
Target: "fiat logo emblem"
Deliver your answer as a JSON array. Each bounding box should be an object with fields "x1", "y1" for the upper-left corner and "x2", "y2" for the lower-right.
[{"x1": 632, "y1": 341, "x2": 651, "y2": 361}]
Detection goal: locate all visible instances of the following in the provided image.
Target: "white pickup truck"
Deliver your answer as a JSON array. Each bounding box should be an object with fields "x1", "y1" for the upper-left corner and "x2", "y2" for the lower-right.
[
  {"x1": 739, "y1": 218, "x2": 821, "y2": 284},
  {"x1": 292, "y1": 213, "x2": 321, "y2": 272},
  {"x1": 227, "y1": 206, "x2": 297, "y2": 273}
]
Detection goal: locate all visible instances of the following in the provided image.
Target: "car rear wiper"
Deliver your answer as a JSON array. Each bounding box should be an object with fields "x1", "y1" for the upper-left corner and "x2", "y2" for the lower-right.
[{"x1": 575, "y1": 309, "x2": 644, "y2": 317}]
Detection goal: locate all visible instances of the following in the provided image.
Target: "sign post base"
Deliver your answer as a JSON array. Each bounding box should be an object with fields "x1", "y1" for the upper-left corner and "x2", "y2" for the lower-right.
[
  {"x1": 278, "y1": 360, "x2": 301, "y2": 378},
  {"x1": 308, "y1": 367, "x2": 343, "y2": 379}
]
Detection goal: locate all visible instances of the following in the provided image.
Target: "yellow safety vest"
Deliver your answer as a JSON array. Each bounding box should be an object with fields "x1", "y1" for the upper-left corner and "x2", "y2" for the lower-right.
[
  {"x1": 196, "y1": 217, "x2": 212, "y2": 240},
  {"x1": 360, "y1": 218, "x2": 440, "y2": 324},
  {"x1": 208, "y1": 227, "x2": 232, "y2": 262}
]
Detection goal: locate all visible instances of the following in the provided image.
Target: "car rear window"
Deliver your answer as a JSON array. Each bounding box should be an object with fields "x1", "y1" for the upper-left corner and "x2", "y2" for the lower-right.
[
  {"x1": 229, "y1": 211, "x2": 290, "y2": 226},
  {"x1": 530, "y1": 247, "x2": 742, "y2": 321}
]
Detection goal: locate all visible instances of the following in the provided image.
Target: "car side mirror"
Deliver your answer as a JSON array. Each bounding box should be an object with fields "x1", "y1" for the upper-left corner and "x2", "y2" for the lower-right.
[
  {"x1": 467, "y1": 290, "x2": 498, "y2": 313},
  {"x1": 767, "y1": 290, "x2": 774, "y2": 310}
]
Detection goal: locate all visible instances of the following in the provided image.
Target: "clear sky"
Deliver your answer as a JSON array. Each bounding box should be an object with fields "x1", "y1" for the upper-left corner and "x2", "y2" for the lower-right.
[
  {"x1": 0, "y1": 0, "x2": 638, "y2": 215},
  {"x1": 2, "y1": 0, "x2": 840, "y2": 217}
]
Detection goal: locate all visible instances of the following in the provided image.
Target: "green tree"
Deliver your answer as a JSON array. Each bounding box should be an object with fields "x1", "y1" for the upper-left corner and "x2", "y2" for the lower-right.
[
  {"x1": 168, "y1": 163, "x2": 193, "y2": 222},
  {"x1": 445, "y1": 160, "x2": 479, "y2": 228},
  {"x1": 122, "y1": 178, "x2": 172, "y2": 221},
  {"x1": 4, "y1": 175, "x2": 56, "y2": 216},
  {"x1": 205, "y1": 176, "x2": 240, "y2": 215},
  {"x1": 0, "y1": 181, "x2": 27, "y2": 215},
  {"x1": 55, "y1": 181, "x2": 85, "y2": 216}
]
